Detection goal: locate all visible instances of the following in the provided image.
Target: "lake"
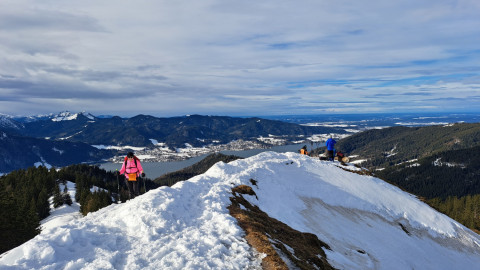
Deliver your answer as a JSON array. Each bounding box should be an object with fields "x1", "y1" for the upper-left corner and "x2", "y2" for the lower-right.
[{"x1": 100, "y1": 144, "x2": 306, "y2": 179}]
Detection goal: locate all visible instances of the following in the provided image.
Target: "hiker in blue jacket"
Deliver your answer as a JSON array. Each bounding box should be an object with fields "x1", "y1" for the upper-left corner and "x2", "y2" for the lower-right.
[{"x1": 325, "y1": 136, "x2": 337, "y2": 161}]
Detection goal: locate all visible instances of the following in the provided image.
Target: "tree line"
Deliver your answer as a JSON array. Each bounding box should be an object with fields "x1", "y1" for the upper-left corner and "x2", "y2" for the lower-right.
[
  {"x1": 428, "y1": 195, "x2": 480, "y2": 232},
  {"x1": 0, "y1": 153, "x2": 236, "y2": 254},
  {"x1": 0, "y1": 163, "x2": 157, "y2": 254},
  {"x1": 375, "y1": 145, "x2": 480, "y2": 231},
  {"x1": 334, "y1": 123, "x2": 480, "y2": 170},
  {"x1": 312, "y1": 123, "x2": 480, "y2": 232}
]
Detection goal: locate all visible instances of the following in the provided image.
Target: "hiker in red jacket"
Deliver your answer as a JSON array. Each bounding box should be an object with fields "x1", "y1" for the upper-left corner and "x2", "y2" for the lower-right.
[{"x1": 119, "y1": 152, "x2": 145, "y2": 199}]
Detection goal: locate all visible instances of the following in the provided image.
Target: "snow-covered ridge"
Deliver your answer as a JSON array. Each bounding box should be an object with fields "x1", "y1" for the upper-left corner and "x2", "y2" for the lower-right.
[
  {"x1": 0, "y1": 114, "x2": 23, "y2": 129},
  {"x1": 1, "y1": 152, "x2": 479, "y2": 269},
  {"x1": 51, "y1": 111, "x2": 95, "y2": 122}
]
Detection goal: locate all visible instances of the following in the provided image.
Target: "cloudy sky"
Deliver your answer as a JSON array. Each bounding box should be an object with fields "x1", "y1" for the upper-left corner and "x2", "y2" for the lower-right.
[{"x1": 1, "y1": 0, "x2": 479, "y2": 117}]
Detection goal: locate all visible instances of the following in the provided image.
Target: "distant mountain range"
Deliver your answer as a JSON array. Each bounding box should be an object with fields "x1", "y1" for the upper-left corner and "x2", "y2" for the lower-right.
[
  {"x1": 14, "y1": 112, "x2": 346, "y2": 147},
  {"x1": 0, "y1": 111, "x2": 347, "y2": 172},
  {"x1": 0, "y1": 130, "x2": 113, "y2": 172}
]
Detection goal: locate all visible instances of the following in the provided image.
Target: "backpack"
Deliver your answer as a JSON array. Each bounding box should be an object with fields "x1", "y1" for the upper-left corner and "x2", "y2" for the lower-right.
[{"x1": 124, "y1": 155, "x2": 139, "y2": 170}]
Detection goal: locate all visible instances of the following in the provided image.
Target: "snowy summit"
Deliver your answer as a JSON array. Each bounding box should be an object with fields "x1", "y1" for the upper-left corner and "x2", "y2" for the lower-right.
[
  {"x1": 1, "y1": 152, "x2": 480, "y2": 269},
  {"x1": 51, "y1": 111, "x2": 95, "y2": 122}
]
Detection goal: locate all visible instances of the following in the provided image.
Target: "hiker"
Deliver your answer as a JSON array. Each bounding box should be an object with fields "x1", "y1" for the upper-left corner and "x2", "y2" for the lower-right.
[
  {"x1": 300, "y1": 145, "x2": 308, "y2": 155},
  {"x1": 119, "y1": 152, "x2": 145, "y2": 199},
  {"x1": 325, "y1": 136, "x2": 337, "y2": 161}
]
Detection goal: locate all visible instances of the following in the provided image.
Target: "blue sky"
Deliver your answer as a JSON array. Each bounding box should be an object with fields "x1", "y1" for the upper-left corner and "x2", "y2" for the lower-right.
[{"x1": 0, "y1": 0, "x2": 479, "y2": 117}]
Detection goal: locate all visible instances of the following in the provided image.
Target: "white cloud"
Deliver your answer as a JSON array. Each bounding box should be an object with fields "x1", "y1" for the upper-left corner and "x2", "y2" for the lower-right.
[{"x1": 0, "y1": 0, "x2": 479, "y2": 116}]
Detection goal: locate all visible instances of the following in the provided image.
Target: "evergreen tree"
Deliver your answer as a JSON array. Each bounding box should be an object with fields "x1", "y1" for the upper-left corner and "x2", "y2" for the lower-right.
[
  {"x1": 79, "y1": 188, "x2": 91, "y2": 215},
  {"x1": 427, "y1": 194, "x2": 480, "y2": 231},
  {"x1": 53, "y1": 182, "x2": 63, "y2": 208},
  {"x1": 0, "y1": 188, "x2": 17, "y2": 254},
  {"x1": 36, "y1": 187, "x2": 50, "y2": 219},
  {"x1": 80, "y1": 190, "x2": 112, "y2": 216},
  {"x1": 0, "y1": 186, "x2": 41, "y2": 254},
  {"x1": 63, "y1": 184, "x2": 73, "y2": 206}
]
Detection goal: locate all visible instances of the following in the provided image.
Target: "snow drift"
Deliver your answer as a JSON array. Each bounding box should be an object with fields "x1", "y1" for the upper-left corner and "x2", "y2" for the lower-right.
[{"x1": 1, "y1": 152, "x2": 480, "y2": 269}]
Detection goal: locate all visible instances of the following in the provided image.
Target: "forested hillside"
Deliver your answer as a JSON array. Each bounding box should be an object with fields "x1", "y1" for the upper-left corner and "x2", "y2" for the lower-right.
[
  {"x1": 309, "y1": 123, "x2": 480, "y2": 232},
  {"x1": 0, "y1": 129, "x2": 113, "y2": 172},
  {"x1": 332, "y1": 124, "x2": 480, "y2": 230},
  {"x1": 0, "y1": 164, "x2": 157, "y2": 254},
  {"x1": 0, "y1": 153, "x2": 240, "y2": 255},
  {"x1": 374, "y1": 145, "x2": 480, "y2": 232},
  {"x1": 336, "y1": 123, "x2": 480, "y2": 169},
  {"x1": 375, "y1": 145, "x2": 480, "y2": 199}
]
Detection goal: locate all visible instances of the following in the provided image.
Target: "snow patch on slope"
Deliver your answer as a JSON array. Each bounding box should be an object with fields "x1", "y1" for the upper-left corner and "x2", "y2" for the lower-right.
[{"x1": 1, "y1": 152, "x2": 480, "y2": 269}]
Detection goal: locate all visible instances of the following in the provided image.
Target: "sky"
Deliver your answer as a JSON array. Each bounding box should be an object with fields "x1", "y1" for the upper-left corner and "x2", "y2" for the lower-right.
[{"x1": 0, "y1": 0, "x2": 480, "y2": 117}]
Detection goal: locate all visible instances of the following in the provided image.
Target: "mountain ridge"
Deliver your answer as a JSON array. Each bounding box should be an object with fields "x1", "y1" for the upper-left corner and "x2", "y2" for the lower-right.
[
  {"x1": 0, "y1": 130, "x2": 113, "y2": 172},
  {"x1": 0, "y1": 111, "x2": 348, "y2": 173},
  {"x1": 326, "y1": 122, "x2": 480, "y2": 169},
  {"x1": 1, "y1": 152, "x2": 479, "y2": 269},
  {"x1": 18, "y1": 113, "x2": 347, "y2": 148}
]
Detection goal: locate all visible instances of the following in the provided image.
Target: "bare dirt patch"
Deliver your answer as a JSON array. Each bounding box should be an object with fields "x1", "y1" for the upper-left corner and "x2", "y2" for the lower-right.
[{"x1": 228, "y1": 182, "x2": 336, "y2": 270}]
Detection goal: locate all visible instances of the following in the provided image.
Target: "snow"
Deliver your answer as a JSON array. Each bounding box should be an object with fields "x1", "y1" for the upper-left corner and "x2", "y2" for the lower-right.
[
  {"x1": 34, "y1": 161, "x2": 52, "y2": 170},
  {"x1": 257, "y1": 135, "x2": 286, "y2": 145},
  {"x1": 51, "y1": 112, "x2": 79, "y2": 122},
  {"x1": 306, "y1": 133, "x2": 350, "y2": 143},
  {"x1": 135, "y1": 154, "x2": 156, "y2": 160},
  {"x1": 395, "y1": 122, "x2": 449, "y2": 126},
  {"x1": 0, "y1": 114, "x2": 22, "y2": 129},
  {"x1": 433, "y1": 158, "x2": 465, "y2": 168},
  {"x1": 351, "y1": 159, "x2": 367, "y2": 164},
  {"x1": 344, "y1": 128, "x2": 362, "y2": 133},
  {"x1": 51, "y1": 111, "x2": 95, "y2": 122},
  {"x1": 41, "y1": 182, "x2": 82, "y2": 232},
  {"x1": 149, "y1": 139, "x2": 159, "y2": 145},
  {"x1": 52, "y1": 147, "x2": 64, "y2": 155},
  {"x1": 91, "y1": 145, "x2": 145, "y2": 151},
  {"x1": 385, "y1": 144, "x2": 398, "y2": 157},
  {"x1": 58, "y1": 130, "x2": 83, "y2": 140},
  {"x1": 1, "y1": 152, "x2": 480, "y2": 269}
]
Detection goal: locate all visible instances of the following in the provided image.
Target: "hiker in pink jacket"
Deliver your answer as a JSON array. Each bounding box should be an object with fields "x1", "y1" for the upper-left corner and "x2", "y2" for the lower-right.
[{"x1": 119, "y1": 152, "x2": 145, "y2": 199}]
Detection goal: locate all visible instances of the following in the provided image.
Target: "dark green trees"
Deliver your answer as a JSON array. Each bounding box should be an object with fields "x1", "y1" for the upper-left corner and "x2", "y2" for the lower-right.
[
  {"x1": 0, "y1": 163, "x2": 143, "y2": 254},
  {"x1": 0, "y1": 167, "x2": 51, "y2": 254}
]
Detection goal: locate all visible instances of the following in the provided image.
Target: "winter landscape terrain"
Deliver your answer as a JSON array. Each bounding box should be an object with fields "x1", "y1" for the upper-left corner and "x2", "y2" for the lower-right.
[
  {"x1": 0, "y1": 111, "x2": 348, "y2": 172},
  {"x1": 1, "y1": 152, "x2": 479, "y2": 269},
  {"x1": 3, "y1": 111, "x2": 479, "y2": 173}
]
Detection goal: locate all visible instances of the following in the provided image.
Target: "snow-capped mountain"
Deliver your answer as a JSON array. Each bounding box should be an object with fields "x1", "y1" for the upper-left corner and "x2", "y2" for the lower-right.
[
  {"x1": 0, "y1": 114, "x2": 23, "y2": 130},
  {"x1": 1, "y1": 152, "x2": 479, "y2": 269},
  {"x1": 50, "y1": 111, "x2": 96, "y2": 122},
  {"x1": 12, "y1": 111, "x2": 96, "y2": 123}
]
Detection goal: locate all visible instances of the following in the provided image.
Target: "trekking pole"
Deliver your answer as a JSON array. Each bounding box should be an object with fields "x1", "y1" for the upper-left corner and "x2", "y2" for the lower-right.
[
  {"x1": 143, "y1": 174, "x2": 147, "y2": 193},
  {"x1": 116, "y1": 170, "x2": 120, "y2": 203}
]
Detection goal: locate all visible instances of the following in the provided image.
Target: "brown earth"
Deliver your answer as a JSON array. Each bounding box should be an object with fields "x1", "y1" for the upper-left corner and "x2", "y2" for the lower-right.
[{"x1": 228, "y1": 180, "x2": 336, "y2": 270}]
